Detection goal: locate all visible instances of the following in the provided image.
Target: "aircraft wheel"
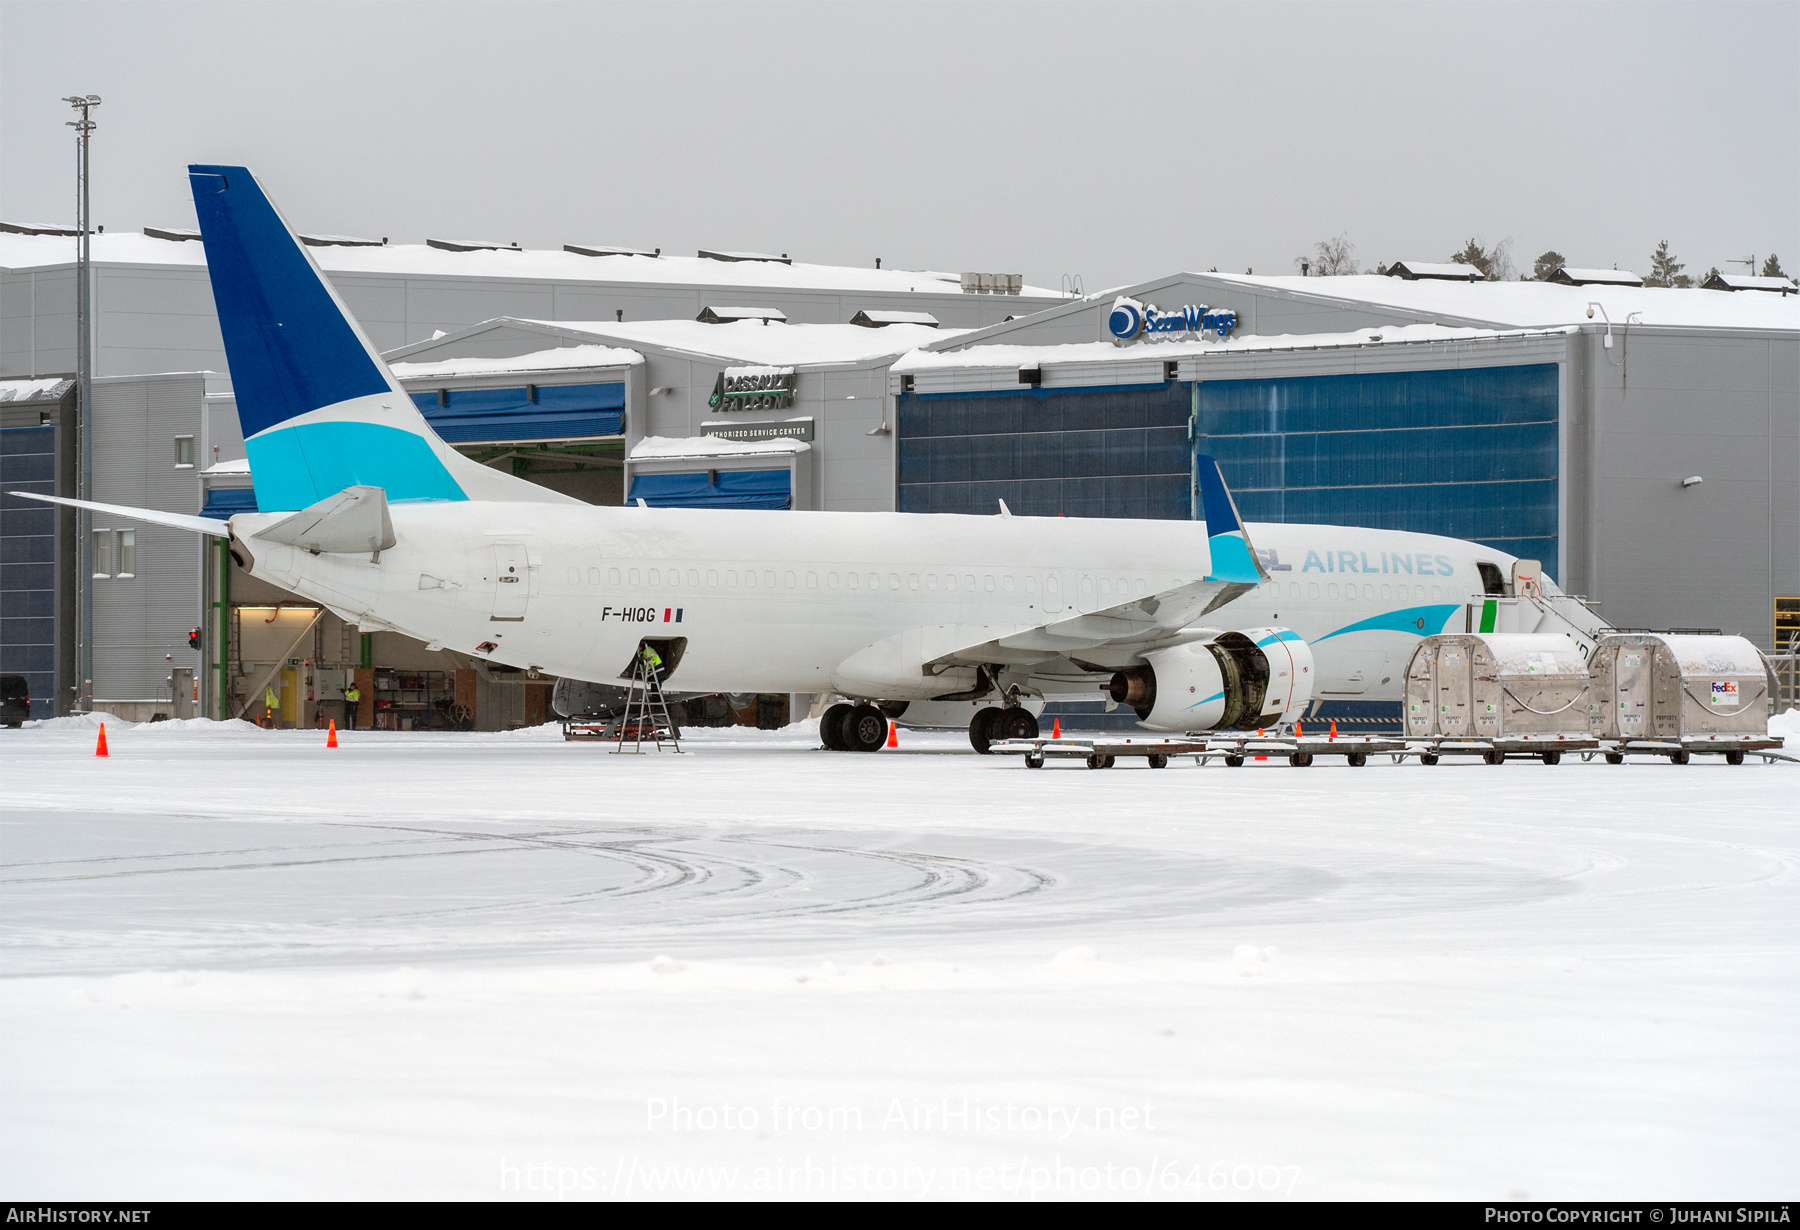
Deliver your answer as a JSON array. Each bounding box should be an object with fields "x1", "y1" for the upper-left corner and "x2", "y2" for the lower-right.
[
  {"x1": 820, "y1": 702, "x2": 854, "y2": 751},
  {"x1": 846, "y1": 704, "x2": 888, "y2": 753},
  {"x1": 1541, "y1": 751, "x2": 1562, "y2": 765},
  {"x1": 1419, "y1": 753, "x2": 1440, "y2": 766},
  {"x1": 1604, "y1": 752, "x2": 1624, "y2": 765},
  {"x1": 1147, "y1": 754, "x2": 1169, "y2": 768},
  {"x1": 1347, "y1": 752, "x2": 1368, "y2": 767},
  {"x1": 1025, "y1": 753, "x2": 1045, "y2": 769},
  {"x1": 1224, "y1": 755, "x2": 1245, "y2": 767},
  {"x1": 1669, "y1": 750, "x2": 1691, "y2": 765},
  {"x1": 969, "y1": 706, "x2": 1006, "y2": 755},
  {"x1": 1725, "y1": 750, "x2": 1745, "y2": 765},
  {"x1": 1289, "y1": 752, "x2": 1313, "y2": 767},
  {"x1": 999, "y1": 708, "x2": 1040, "y2": 742},
  {"x1": 1483, "y1": 749, "x2": 1504, "y2": 766}
]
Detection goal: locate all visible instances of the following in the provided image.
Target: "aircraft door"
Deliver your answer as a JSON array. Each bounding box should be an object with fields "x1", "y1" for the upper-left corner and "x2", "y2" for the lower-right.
[
  {"x1": 1042, "y1": 570, "x2": 1064, "y2": 614},
  {"x1": 489, "y1": 542, "x2": 529, "y2": 622},
  {"x1": 1075, "y1": 569, "x2": 1101, "y2": 613}
]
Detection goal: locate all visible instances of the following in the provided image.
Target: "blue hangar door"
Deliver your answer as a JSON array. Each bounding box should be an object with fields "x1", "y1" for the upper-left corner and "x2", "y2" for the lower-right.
[{"x1": 628, "y1": 469, "x2": 792, "y2": 509}]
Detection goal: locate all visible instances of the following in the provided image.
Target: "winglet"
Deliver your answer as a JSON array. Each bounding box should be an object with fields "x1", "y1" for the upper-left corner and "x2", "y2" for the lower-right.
[{"x1": 1195, "y1": 455, "x2": 1267, "y2": 584}]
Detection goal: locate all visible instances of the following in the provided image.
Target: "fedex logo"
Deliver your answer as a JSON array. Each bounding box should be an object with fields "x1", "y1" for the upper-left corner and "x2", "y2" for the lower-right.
[{"x1": 1710, "y1": 681, "x2": 1738, "y2": 704}]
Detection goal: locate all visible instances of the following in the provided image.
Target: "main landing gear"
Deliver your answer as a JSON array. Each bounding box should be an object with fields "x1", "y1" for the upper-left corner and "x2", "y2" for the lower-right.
[
  {"x1": 969, "y1": 704, "x2": 1039, "y2": 754},
  {"x1": 820, "y1": 702, "x2": 890, "y2": 753}
]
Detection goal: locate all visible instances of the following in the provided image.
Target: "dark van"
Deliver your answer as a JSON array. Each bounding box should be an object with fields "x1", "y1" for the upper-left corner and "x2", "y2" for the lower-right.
[{"x1": 1, "y1": 675, "x2": 28, "y2": 728}]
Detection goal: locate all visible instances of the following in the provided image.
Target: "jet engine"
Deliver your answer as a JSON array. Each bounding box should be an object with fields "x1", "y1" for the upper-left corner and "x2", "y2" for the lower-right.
[{"x1": 1107, "y1": 627, "x2": 1314, "y2": 732}]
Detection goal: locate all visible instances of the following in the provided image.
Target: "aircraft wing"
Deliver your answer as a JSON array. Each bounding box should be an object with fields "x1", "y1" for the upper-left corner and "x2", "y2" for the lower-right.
[{"x1": 929, "y1": 454, "x2": 1268, "y2": 664}]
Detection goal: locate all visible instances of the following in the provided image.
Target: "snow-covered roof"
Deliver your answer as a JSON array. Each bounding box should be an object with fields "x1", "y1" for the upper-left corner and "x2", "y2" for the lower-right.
[
  {"x1": 388, "y1": 343, "x2": 644, "y2": 382},
  {"x1": 0, "y1": 231, "x2": 1062, "y2": 297},
  {"x1": 1704, "y1": 273, "x2": 1797, "y2": 293},
  {"x1": 629, "y1": 434, "x2": 809, "y2": 460},
  {"x1": 0, "y1": 376, "x2": 73, "y2": 402},
  {"x1": 202, "y1": 457, "x2": 251, "y2": 476},
  {"x1": 894, "y1": 323, "x2": 1569, "y2": 374},
  {"x1": 1387, "y1": 260, "x2": 1484, "y2": 281},
  {"x1": 507, "y1": 318, "x2": 969, "y2": 367},
  {"x1": 697, "y1": 306, "x2": 787, "y2": 324},
  {"x1": 1548, "y1": 267, "x2": 1643, "y2": 287},
  {"x1": 1208, "y1": 273, "x2": 1800, "y2": 331},
  {"x1": 698, "y1": 249, "x2": 790, "y2": 264},
  {"x1": 143, "y1": 226, "x2": 202, "y2": 242}
]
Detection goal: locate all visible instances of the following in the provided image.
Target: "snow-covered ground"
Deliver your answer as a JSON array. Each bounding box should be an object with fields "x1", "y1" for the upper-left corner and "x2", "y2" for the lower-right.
[{"x1": 2, "y1": 715, "x2": 1796, "y2": 1200}]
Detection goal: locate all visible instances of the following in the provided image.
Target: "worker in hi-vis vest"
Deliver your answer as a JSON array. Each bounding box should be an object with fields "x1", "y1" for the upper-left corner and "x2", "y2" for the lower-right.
[
  {"x1": 638, "y1": 642, "x2": 665, "y2": 700},
  {"x1": 342, "y1": 681, "x2": 361, "y2": 730},
  {"x1": 263, "y1": 684, "x2": 279, "y2": 728}
]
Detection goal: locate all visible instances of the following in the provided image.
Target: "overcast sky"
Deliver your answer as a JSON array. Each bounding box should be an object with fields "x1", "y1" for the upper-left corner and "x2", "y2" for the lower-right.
[{"x1": 2, "y1": 1, "x2": 1795, "y2": 289}]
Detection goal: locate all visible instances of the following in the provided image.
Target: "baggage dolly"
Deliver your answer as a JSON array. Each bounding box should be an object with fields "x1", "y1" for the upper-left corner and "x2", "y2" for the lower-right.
[
  {"x1": 1198, "y1": 733, "x2": 1406, "y2": 767},
  {"x1": 1584, "y1": 734, "x2": 1790, "y2": 766},
  {"x1": 1405, "y1": 734, "x2": 1598, "y2": 765},
  {"x1": 989, "y1": 735, "x2": 1208, "y2": 769}
]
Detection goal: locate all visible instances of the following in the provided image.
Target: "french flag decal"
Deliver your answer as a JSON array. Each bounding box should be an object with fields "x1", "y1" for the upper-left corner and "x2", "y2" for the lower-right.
[{"x1": 665, "y1": 608, "x2": 683, "y2": 623}]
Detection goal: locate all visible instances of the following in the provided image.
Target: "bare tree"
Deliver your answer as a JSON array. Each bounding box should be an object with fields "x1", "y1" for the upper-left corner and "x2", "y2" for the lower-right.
[
  {"x1": 1453, "y1": 237, "x2": 1516, "y2": 281},
  {"x1": 1296, "y1": 233, "x2": 1358, "y2": 276}
]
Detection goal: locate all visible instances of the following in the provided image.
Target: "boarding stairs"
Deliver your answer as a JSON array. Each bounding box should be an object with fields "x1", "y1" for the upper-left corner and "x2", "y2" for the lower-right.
[{"x1": 611, "y1": 652, "x2": 683, "y2": 755}]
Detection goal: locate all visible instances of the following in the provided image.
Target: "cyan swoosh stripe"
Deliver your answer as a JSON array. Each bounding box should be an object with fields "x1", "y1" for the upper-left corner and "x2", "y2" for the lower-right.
[
  {"x1": 1257, "y1": 630, "x2": 1304, "y2": 646},
  {"x1": 1205, "y1": 532, "x2": 1261, "y2": 583},
  {"x1": 1184, "y1": 690, "x2": 1225, "y2": 710},
  {"x1": 1313, "y1": 604, "x2": 1461, "y2": 644}
]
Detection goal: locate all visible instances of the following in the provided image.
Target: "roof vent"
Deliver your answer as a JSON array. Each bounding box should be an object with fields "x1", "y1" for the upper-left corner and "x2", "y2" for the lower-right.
[
  {"x1": 144, "y1": 226, "x2": 202, "y2": 242},
  {"x1": 299, "y1": 233, "x2": 386, "y2": 248},
  {"x1": 696, "y1": 306, "x2": 788, "y2": 324},
  {"x1": 698, "y1": 249, "x2": 791, "y2": 265},
  {"x1": 961, "y1": 272, "x2": 1023, "y2": 295},
  {"x1": 565, "y1": 243, "x2": 659, "y2": 258},
  {"x1": 426, "y1": 238, "x2": 522, "y2": 253},
  {"x1": 849, "y1": 309, "x2": 939, "y2": 328}
]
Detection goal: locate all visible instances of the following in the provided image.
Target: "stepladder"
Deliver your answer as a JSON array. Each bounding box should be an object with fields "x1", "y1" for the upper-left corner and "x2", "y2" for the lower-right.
[{"x1": 612, "y1": 647, "x2": 683, "y2": 754}]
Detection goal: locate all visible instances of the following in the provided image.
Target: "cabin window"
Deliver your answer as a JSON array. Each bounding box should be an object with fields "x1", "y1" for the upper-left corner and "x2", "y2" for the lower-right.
[
  {"x1": 706, "y1": 570, "x2": 718, "y2": 587},
  {"x1": 1002, "y1": 575, "x2": 1015, "y2": 593},
  {"x1": 887, "y1": 572, "x2": 900, "y2": 590},
  {"x1": 1431, "y1": 585, "x2": 1442, "y2": 600},
  {"x1": 628, "y1": 568, "x2": 641, "y2": 586},
  {"x1": 1307, "y1": 583, "x2": 1319, "y2": 600},
  {"x1": 868, "y1": 573, "x2": 881, "y2": 591},
  {"x1": 785, "y1": 571, "x2": 796, "y2": 588},
  {"x1": 1328, "y1": 584, "x2": 1339, "y2": 600},
  {"x1": 847, "y1": 572, "x2": 858, "y2": 590},
  {"x1": 726, "y1": 570, "x2": 738, "y2": 587},
  {"x1": 766, "y1": 570, "x2": 778, "y2": 588},
  {"x1": 1135, "y1": 578, "x2": 1147, "y2": 595},
  {"x1": 806, "y1": 572, "x2": 818, "y2": 588},
  {"x1": 688, "y1": 570, "x2": 700, "y2": 586},
  {"x1": 983, "y1": 575, "x2": 996, "y2": 593},
  {"x1": 1381, "y1": 584, "x2": 1391, "y2": 601},
  {"x1": 609, "y1": 568, "x2": 621, "y2": 584},
  {"x1": 648, "y1": 568, "x2": 660, "y2": 586},
  {"x1": 1100, "y1": 577, "x2": 1113, "y2": 596},
  {"x1": 1364, "y1": 584, "x2": 1374, "y2": 600},
  {"x1": 1345, "y1": 584, "x2": 1356, "y2": 602},
  {"x1": 946, "y1": 574, "x2": 958, "y2": 592},
  {"x1": 908, "y1": 574, "x2": 920, "y2": 591},
  {"x1": 568, "y1": 567, "x2": 580, "y2": 584},
  {"x1": 1290, "y1": 583, "x2": 1300, "y2": 598},
  {"x1": 1023, "y1": 576, "x2": 1037, "y2": 594},
  {"x1": 589, "y1": 568, "x2": 602, "y2": 585},
  {"x1": 827, "y1": 572, "x2": 839, "y2": 589},
  {"x1": 745, "y1": 570, "x2": 757, "y2": 589},
  {"x1": 927, "y1": 574, "x2": 939, "y2": 592}
]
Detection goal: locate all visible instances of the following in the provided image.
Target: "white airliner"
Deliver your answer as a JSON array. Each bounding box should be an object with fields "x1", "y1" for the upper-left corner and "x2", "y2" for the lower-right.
[{"x1": 16, "y1": 166, "x2": 1607, "y2": 753}]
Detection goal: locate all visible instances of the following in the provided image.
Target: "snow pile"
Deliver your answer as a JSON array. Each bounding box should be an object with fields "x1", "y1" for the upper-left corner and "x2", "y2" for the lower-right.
[
  {"x1": 389, "y1": 343, "x2": 643, "y2": 380},
  {"x1": 630, "y1": 435, "x2": 809, "y2": 459},
  {"x1": 1769, "y1": 707, "x2": 1800, "y2": 740}
]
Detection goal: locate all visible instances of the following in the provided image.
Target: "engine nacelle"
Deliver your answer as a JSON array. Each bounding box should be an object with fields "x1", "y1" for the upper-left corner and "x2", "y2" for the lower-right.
[{"x1": 1108, "y1": 627, "x2": 1314, "y2": 732}]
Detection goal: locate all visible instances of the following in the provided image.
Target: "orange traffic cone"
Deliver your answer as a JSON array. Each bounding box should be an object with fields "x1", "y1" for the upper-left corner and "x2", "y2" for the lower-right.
[
  {"x1": 1255, "y1": 727, "x2": 1267, "y2": 761},
  {"x1": 95, "y1": 722, "x2": 109, "y2": 757},
  {"x1": 326, "y1": 720, "x2": 338, "y2": 749},
  {"x1": 1052, "y1": 718, "x2": 1061, "y2": 739},
  {"x1": 886, "y1": 721, "x2": 898, "y2": 749},
  {"x1": 1329, "y1": 719, "x2": 1337, "y2": 740},
  {"x1": 1294, "y1": 719, "x2": 1303, "y2": 738}
]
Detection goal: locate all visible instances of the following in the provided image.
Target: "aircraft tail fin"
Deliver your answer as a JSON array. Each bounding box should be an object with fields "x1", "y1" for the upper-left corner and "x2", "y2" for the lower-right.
[
  {"x1": 1195, "y1": 454, "x2": 1268, "y2": 584},
  {"x1": 187, "y1": 165, "x2": 570, "y2": 513}
]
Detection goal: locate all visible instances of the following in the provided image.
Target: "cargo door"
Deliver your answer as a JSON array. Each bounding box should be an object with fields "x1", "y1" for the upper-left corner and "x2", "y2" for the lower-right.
[
  {"x1": 1404, "y1": 647, "x2": 1435, "y2": 736},
  {"x1": 1437, "y1": 642, "x2": 1471, "y2": 734},
  {"x1": 1470, "y1": 643, "x2": 1501, "y2": 738},
  {"x1": 488, "y1": 542, "x2": 529, "y2": 622},
  {"x1": 1614, "y1": 646, "x2": 1650, "y2": 738}
]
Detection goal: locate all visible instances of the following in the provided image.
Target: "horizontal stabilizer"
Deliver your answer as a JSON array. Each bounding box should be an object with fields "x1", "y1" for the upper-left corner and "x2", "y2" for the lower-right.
[
  {"x1": 6, "y1": 490, "x2": 230, "y2": 537},
  {"x1": 255, "y1": 485, "x2": 396, "y2": 555}
]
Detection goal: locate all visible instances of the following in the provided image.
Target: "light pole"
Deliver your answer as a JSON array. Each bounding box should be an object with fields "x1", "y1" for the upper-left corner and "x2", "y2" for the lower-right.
[{"x1": 64, "y1": 93, "x2": 99, "y2": 712}]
